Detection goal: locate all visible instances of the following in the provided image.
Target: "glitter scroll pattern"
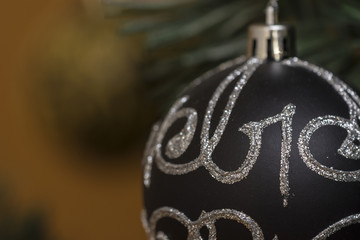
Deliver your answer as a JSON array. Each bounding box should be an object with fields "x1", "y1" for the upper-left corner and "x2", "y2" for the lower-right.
[
  {"x1": 143, "y1": 56, "x2": 248, "y2": 187},
  {"x1": 143, "y1": 57, "x2": 296, "y2": 206},
  {"x1": 239, "y1": 104, "x2": 296, "y2": 207},
  {"x1": 143, "y1": 57, "x2": 360, "y2": 201},
  {"x1": 157, "y1": 58, "x2": 263, "y2": 178},
  {"x1": 312, "y1": 214, "x2": 360, "y2": 240},
  {"x1": 143, "y1": 122, "x2": 161, "y2": 187},
  {"x1": 142, "y1": 207, "x2": 360, "y2": 240},
  {"x1": 162, "y1": 97, "x2": 198, "y2": 160},
  {"x1": 283, "y1": 58, "x2": 360, "y2": 182},
  {"x1": 142, "y1": 207, "x2": 265, "y2": 240},
  {"x1": 298, "y1": 116, "x2": 360, "y2": 181},
  {"x1": 143, "y1": 58, "x2": 265, "y2": 187}
]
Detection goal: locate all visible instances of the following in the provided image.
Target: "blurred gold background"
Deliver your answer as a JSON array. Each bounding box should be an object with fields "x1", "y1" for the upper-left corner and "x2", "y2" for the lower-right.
[{"x1": 0, "y1": 0, "x2": 148, "y2": 239}]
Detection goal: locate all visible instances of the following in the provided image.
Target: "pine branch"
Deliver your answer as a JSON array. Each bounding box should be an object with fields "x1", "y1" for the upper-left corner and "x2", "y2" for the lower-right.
[{"x1": 105, "y1": 0, "x2": 360, "y2": 113}]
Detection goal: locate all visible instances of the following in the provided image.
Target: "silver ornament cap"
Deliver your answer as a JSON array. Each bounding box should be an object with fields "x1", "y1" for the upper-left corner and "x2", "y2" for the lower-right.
[{"x1": 247, "y1": 0, "x2": 296, "y2": 61}]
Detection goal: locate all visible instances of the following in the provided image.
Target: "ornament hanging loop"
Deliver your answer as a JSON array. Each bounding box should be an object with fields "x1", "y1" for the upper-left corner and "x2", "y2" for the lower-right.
[
  {"x1": 247, "y1": 0, "x2": 296, "y2": 61},
  {"x1": 265, "y1": 0, "x2": 279, "y2": 25}
]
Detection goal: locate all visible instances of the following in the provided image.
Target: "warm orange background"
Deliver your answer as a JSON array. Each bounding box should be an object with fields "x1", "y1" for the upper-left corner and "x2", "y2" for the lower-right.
[{"x1": 0, "y1": 1, "x2": 146, "y2": 239}]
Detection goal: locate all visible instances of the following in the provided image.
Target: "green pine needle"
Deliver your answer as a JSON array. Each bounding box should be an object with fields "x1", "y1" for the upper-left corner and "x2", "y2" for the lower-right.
[{"x1": 105, "y1": 0, "x2": 360, "y2": 113}]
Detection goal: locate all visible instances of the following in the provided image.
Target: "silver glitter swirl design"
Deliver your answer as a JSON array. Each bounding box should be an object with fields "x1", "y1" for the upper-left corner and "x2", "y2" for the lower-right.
[
  {"x1": 143, "y1": 56, "x2": 360, "y2": 212},
  {"x1": 144, "y1": 57, "x2": 297, "y2": 206},
  {"x1": 312, "y1": 214, "x2": 360, "y2": 240},
  {"x1": 143, "y1": 208, "x2": 360, "y2": 240},
  {"x1": 155, "y1": 232, "x2": 169, "y2": 240},
  {"x1": 143, "y1": 58, "x2": 266, "y2": 186},
  {"x1": 143, "y1": 122, "x2": 161, "y2": 187},
  {"x1": 298, "y1": 116, "x2": 360, "y2": 181},
  {"x1": 239, "y1": 104, "x2": 296, "y2": 207},
  {"x1": 199, "y1": 58, "x2": 263, "y2": 183},
  {"x1": 283, "y1": 58, "x2": 360, "y2": 182},
  {"x1": 142, "y1": 207, "x2": 264, "y2": 240},
  {"x1": 143, "y1": 56, "x2": 248, "y2": 187},
  {"x1": 163, "y1": 98, "x2": 198, "y2": 160}
]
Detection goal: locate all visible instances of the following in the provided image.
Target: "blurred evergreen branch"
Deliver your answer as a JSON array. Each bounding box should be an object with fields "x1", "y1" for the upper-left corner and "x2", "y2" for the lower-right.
[{"x1": 104, "y1": 0, "x2": 360, "y2": 114}]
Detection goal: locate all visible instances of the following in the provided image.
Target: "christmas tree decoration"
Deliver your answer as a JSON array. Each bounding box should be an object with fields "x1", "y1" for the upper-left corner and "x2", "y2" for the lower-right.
[
  {"x1": 142, "y1": 1, "x2": 360, "y2": 239},
  {"x1": 105, "y1": 0, "x2": 360, "y2": 113}
]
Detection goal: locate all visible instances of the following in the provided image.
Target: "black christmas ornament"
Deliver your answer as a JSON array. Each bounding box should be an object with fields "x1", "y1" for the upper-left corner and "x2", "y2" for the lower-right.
[{"x1": 142, "y1": 1, "x2": 360, "y2": 239}]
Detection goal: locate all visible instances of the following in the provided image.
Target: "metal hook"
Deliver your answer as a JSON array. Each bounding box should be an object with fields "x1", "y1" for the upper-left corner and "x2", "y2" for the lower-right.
[{"x1": 266, "y1": 0, "x2": 279, "y2": 25}]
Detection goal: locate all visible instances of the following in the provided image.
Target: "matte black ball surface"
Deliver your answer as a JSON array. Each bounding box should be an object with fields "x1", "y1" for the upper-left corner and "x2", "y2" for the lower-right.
[{"x1": 143, "y1": 58, "x2": 360, "y2": 240}]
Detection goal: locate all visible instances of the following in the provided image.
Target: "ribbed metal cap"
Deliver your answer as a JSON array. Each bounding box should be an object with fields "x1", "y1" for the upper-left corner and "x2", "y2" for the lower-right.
[{"x1": 247, "y1": 0, "x2": 296, "y2": 61}]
